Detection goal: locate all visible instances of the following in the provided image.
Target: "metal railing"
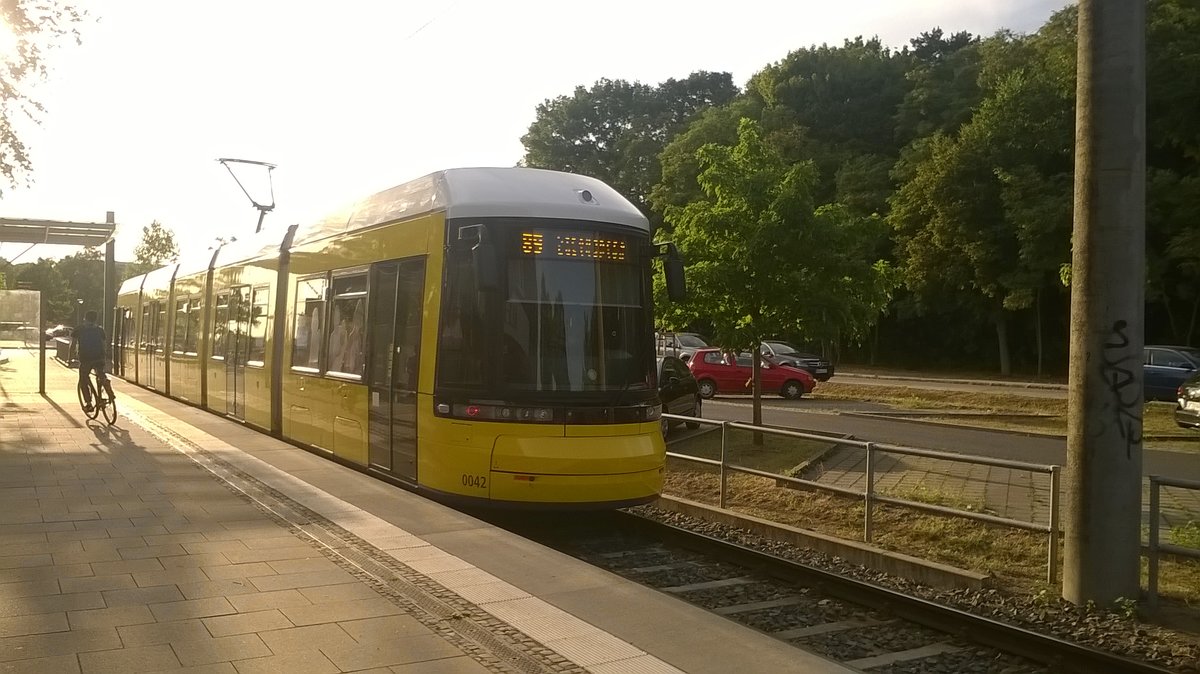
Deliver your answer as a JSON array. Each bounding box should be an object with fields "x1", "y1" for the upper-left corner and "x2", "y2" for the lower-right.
[
  {"x1": 1147, "y1": 475, "x2": 1200, "y2": 607},
  {"x1": 663, "y1": 415, "x2": 1063, "y2": 583}
]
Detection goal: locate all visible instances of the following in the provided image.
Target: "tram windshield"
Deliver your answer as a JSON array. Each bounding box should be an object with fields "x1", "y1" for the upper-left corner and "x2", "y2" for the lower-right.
[{"x1": 438, "y1": 222, "x2": 653, "y2": 397}]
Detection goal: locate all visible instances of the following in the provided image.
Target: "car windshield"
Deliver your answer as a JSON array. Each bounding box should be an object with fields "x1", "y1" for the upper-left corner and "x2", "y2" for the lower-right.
[
  {"x1": 766, "y1": 342, "x2": 800, "y2": 355},
  {"x1": 438, "y1": 221, "x2": 653, "y2": 397},
  {"x1": 1183, "y1": 348, "x2": 1200, "y2": 365},
  {"x1": 676, "y1": 334, "x2": 708, "y2": 348}
]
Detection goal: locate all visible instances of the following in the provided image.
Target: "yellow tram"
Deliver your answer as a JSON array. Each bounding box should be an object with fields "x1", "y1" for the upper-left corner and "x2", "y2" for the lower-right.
[{"x1": 116, "y1": 167, "x2": 680, "y2": 508}]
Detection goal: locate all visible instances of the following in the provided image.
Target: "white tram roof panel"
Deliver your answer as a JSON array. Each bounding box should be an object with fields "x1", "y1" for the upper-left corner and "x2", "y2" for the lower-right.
[
  {"x1": 140, "y1": 262, "x2": 180, "y2": 293},
  {"x1": 292, "y1": 167, "x2": 648, "y2": 246}
]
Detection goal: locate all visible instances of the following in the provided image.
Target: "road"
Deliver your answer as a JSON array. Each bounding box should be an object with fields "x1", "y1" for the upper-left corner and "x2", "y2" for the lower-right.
[{"x1": 695, "y1": 397, "x2": 1200, "y2": 481}]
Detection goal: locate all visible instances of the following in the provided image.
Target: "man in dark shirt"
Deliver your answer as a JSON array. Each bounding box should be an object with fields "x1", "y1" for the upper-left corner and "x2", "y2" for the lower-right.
[{"x1": 75, "y1": 310, "x2": 107, "y2": 411}]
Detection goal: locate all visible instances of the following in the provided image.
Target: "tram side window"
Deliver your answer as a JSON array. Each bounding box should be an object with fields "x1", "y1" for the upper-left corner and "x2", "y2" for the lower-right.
[
  {"x1": 438, "y1": 251, "x2": 485, "y2": 387},
  {"x1": 248, "y1": 285, "x2": 269, "y2": 365},
  {"x1": 155, "y1": 302, "x2": 167, "y2": 353},
  {"x1": 140, "y1": 304, "x2": 152, "y2": 349},
  {"x1": 186, "y1": 297, "x2": 201, "y2": 354},
  {"x1": 173, "y1": 299, "x2": 188, "y2": 354},
  {"x1": 328, "y1": 275, "x2": 366, "y2": 378},
  {"x1": 212, "y1": 294, "x2": 229, "y2": 360},
  {"x1": 292, "y1": 276, "x2": 327, "y2": 371}
]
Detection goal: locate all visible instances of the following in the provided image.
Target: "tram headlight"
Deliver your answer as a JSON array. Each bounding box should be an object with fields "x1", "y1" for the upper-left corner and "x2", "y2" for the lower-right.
[{"x1": 644, "y1": 404, "x2": 662, "y2": 421}]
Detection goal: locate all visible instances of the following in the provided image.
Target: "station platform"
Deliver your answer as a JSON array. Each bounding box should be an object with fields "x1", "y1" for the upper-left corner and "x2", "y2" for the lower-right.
[{"x1": 0, "y1": 346, "x2": 851, "y2": 674}]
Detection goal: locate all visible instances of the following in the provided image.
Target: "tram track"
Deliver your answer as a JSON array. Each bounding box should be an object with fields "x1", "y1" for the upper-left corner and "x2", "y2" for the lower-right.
[{"x1": 482, "y1": 509, "x2": 1174, "y2": 674}]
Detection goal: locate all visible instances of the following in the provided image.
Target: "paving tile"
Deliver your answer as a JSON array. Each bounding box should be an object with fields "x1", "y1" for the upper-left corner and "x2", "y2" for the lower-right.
[
  {"x1": 68, "y1": 605, "x2": 157, "y2": 630},
  {"x1": 0, "y1": 578, "x2": 61, "y2": 599},
  {"x1": 321, "y1": 634, "x2": 463, "y2": 670},
  {"x1": 90, "y1": 558, "x2": 165, "y2": 576},
  {"x1": 389, "y1": 657, "x2": 491, "y2": 674},
  {"x1": 59, "y1": 574, "x2": 138, "y2": 594},
  {"x1": 0, "y1": 654, "x2": 82, "y2": 673},
  {"x1": 148, "y1": 664, "x2": 235, "y2": 674},
  {"x1": 201, "y1": 610, "x2": 292, "y2": 637},
  {"x1": 264, "y1": 557, "x2": 341, "y2": 575},
  {"x1": 0, "y1": 562, "x2": 94, "y2": 583},
  {"x1": 202, "y1": 563, "x2": 275, "y2": 581},
  {"x1": 256, "y1": 623, "x2": 357, "y2": 653},
  {"x1": 161, "y1": 553, "x2": 231, "y2": 570},
  {"x1": 101, "y1": 585, "x2": 186, "y2": 607},
  {"x1": 281, "y1": 598, "x2": 403, "y2": 627},
  {"x1": 0, "y1": 627, "x2": 122, "y2": 663},
  {"x1": 297, "y1": 583, "x2": 380, "y2": 604},
  {"x1": 133, "y1": 567, "x2": 212, "y2": 588},
  {"x1": 118, "y1": 543, "x2": 188, "y2": 560},
  {"x1": 225, "y1": 590, "x2": 312, "y2": 613},
  {"x1": 221, "y1": 546, "x2": 319, "y2": 565},
  {"x1": 338, "y1": 615, "x2": 427, "y2": 643},
  {"x1": 150, "y1": 596, "x2": 238, "y2": 623},
  {"x1": 0, "y1": 591, "x2": 105, "y2": 617},
  {"x1": 229, "y1": 650, "x2": 339, "y2": 674},
  {"x1": 78, "y1": 644, "x2": 180, "y2": 674},
  {"x1": 171, "y1": 634, "x2": 271, "y2": 667},
  {"x1": 118, "y1": 619, "x2": 212, "y2": 647},
  {"x1": 182, "y1": 541, "x2": 250, "y2": 556},
  {"x1": 247, "y1": 569, "x2": 354, "y2": 592},
  {"x1": 176, "y1": 578, "x2": 260, "y2": 601},
  {"x1": 0, "y1": 554, "x2": 53, "y2": 569},
  {"x1": 81, "y1": 536, "x2": 147, "y2": 552},
  {"x1": 0, "y1": 611, "x2": 69, "y2": 638},
  {"x1": 51, "y1": 547, "x2": 123, "y2": 565}
]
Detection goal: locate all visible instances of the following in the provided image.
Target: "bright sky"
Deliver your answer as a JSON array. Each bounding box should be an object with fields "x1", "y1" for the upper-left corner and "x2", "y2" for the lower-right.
[{"x1": 0, "y1": 0, "x2": 1070, "y2": 263}]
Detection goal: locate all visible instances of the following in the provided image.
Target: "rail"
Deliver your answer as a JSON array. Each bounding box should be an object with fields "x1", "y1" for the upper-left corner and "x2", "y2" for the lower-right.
[
  {"x1": 1147, "y1": 475, "x2": 1200, "y2": 608},
  {"x1": 663, "y1": 415, "x2": 1063, "y2": 584}
]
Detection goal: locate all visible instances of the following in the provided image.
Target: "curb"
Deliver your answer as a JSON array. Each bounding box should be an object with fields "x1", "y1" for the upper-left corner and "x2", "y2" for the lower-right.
[
  {"x1": 838, "y1": 410, "x2": 1200, "y2": 444},
  {"x1": 837, "y1": 371, "x2": 1068, "y2": 391}
]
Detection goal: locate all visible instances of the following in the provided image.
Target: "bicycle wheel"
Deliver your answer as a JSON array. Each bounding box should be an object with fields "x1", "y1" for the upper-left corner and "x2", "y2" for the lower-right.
[
  {"x1": 100, "y1": 382, "x2": 117, "y2": 425},
  {"x1": 78, "y1": 378, "x2": 100, "y2": 420}
]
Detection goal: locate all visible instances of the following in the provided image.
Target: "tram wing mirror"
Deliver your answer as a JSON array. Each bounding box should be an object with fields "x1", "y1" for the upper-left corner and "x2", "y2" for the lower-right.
[
  {"x1": 461, "y1": 224, "x2": 499, "y2": 291},
  {"x1": 661, "y1": 243, "x2": 686, "y2": 302}
]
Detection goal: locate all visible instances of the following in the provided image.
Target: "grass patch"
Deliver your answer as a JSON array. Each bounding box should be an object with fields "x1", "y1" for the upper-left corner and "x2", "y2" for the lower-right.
[
  {"x1": 666, "y1": 425, "x2": 835, "y2": 475},
  {"x1": 1171, "y1": 521, "x2": 1200, "y2": 549}
]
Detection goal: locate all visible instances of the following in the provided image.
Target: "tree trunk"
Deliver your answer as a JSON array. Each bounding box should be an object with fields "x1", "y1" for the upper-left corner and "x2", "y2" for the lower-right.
[
  {"x1": 752, "y1": 346, "x2": 764, "y2": 446},
  {"x1": 995, "y1": 311, "x2": 1011, "y2": 376},
  {"x1": 1035, "y1": 287, "x2": 1044, "y2": 378},
  {"x1": 1187, "y1": 294, "x2": 1200, "y2": 345},
  {"x1": 870, "y1": 321, "x2": 879, "y2": 366}
]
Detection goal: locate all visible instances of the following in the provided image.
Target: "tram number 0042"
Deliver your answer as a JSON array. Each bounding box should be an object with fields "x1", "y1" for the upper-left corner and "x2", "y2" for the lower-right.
[{"x1": 462, "y1": 474, "x2": 487, "y2": 489}]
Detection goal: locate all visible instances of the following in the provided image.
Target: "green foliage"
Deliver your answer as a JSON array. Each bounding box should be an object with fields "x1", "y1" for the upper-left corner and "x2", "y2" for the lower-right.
[
  {"x1": 521, "y1": 72, "x2": 738, "y2": 227},
  {"x1": 0, "y1": 1, "x2": 86, "y2": 193},
  {"x1": 665, "y1": 119, "x2": 894, "y2": 350},
  {"x1": 1171, "y1": 521, "x2": 1200, "y2": 549},
  {"x1": 129, "y1": 220, "x2": 179, "y2": 277}
]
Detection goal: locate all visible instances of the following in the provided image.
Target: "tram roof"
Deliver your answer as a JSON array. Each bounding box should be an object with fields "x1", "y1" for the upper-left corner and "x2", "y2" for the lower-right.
[{"x1": 292, "y1": 167, "x2": 648, "y2": 246}]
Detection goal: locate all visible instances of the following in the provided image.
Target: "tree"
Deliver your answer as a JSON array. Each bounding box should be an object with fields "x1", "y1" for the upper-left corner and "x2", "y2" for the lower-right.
[
  {"x1": 128, "y1": 220, "x2": 179, "y2": 277},
  {"x1": 55, "y1": 246, "x2": 104, "y2": 323},
  {"x1": 521, "y1": 72, "x2": 739, "y2": 227},
  {"x1": 664, "y1": 119, "x2": 895, "y2": 429},
  {"x1": 0, "y1": 1, "x2": 86, "y2": 193},
  {"x1": 14, "y1": 257, "x2": 69, "y2": 323}
]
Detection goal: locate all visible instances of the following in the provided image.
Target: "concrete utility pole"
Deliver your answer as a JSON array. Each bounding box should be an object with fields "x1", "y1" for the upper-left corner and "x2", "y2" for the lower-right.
[{"x1": 1063, "y1": 0, "x2": 1146, "y2": 605}]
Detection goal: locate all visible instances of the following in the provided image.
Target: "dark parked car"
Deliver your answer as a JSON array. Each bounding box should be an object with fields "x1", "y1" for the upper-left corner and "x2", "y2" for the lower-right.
[
  {"x1": 1175, "y1": 371, "x2": 1200, "y2": 430},
  {"x1": 759, "y1": 341, "x2": 834, "y2": 381},
  {"x1": 658, "y1": 355, "x2": 701, "y2": 436},
  {"x1": 1145, "y1": 345, "x2": 1200, "y2": 402}
]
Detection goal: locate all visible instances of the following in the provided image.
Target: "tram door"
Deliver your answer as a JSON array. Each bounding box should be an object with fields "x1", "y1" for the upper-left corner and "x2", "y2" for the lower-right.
[
  {"x1": 367, "y1": 259, "x2": 425, "y2": 481},
  {"x1": 226, "y1": 285, "x2": 251, "y2": 419}
]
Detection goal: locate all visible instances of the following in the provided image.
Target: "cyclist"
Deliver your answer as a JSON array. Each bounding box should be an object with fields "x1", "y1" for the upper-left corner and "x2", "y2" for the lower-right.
[{"x1": 75, "y1": 310, "x2": 108, "y2": 413}]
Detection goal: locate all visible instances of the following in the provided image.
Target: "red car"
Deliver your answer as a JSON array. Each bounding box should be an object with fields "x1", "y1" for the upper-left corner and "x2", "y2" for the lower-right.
[{"x1": 687, "y1": 348, "x2": 816, "y2": 400}]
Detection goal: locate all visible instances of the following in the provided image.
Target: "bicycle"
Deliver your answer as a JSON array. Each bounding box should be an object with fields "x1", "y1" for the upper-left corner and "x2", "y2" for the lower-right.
[{"x1": 78, "y1": 365, "x2": 117, "y2": 425}]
